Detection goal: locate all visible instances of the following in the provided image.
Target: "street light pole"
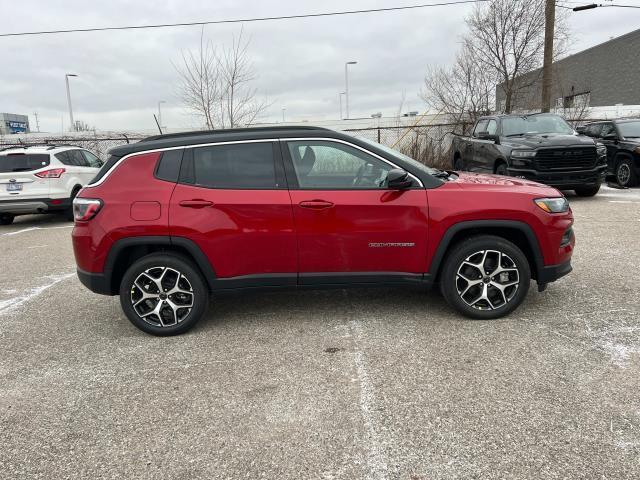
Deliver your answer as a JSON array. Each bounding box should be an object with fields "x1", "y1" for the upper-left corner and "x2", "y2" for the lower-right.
[
  {"x1": 540, "y1": 0, "x2": 555, "y2": 113},
  {"x1": 344, "y1": 61, "x2": 357, "y2": 119},
  {"x1": 339, "y1": 92, "x2": 345, "y2": 120},
  {"x1": 282, "y1": 106, "x2": 286, "y2": 122},
  {"x1": 65, "y1": 74, "x2": 78, "y2": 132},
  {"x1": 158, "y1": 100, "x2": 166, "y2": 130}
]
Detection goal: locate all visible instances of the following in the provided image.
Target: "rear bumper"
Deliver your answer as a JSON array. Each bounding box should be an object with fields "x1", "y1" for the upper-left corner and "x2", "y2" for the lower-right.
[
  {"x1": 507, "y1": 165, "x2": 607, "y2": 189},
  {"x1": 537, "y1": 260, "x2": 572, "y2": 284},
  {"x1": 0, "y1": 197, "x2": 70, "y2": 214},
  {"x1": 77, "y1": 268, "x2": 113, "y2": 296}
]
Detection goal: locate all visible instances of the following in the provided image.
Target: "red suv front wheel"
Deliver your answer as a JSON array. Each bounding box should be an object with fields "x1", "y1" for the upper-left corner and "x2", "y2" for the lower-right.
[{"x1": 440, "y1": 235, "x2": 531, "y2": 319}]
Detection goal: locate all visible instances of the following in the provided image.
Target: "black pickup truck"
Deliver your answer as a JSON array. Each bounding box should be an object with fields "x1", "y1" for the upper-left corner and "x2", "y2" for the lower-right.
[{"x1": 451, "y1": 113, "x2": 608, "y2": 196}]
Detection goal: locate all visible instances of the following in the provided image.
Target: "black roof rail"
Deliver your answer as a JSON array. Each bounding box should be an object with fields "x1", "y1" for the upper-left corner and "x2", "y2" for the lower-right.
[
  {"x1": 0, "y1": 143, "x2": 79, "y2": 152},
  {"x1": 139, "y1": 125, "x2": 330, "y2": 143}
]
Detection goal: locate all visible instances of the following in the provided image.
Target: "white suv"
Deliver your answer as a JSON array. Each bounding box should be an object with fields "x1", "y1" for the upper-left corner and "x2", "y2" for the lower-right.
[{"x1": 0, "y1": 145, "x2": 103, "y2": 225}]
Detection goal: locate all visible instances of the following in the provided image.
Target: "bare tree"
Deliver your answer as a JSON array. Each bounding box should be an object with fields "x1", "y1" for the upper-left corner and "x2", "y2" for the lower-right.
[
  {"x1": 175, "y1": 28, "x2": 269, "y2": 129},
  {"x1": 175, "y1": 29, "x2": 220, "y2": 129},
  {"x1": 464, "y1": 0, "x2": 568, "y2": 113},
  {"x1": 421, "y1": 43, "x2": 494, "y2": 132}
]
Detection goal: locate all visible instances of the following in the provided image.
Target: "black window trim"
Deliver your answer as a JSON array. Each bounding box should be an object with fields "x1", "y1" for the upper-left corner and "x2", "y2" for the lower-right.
[
  {"x1": 178, "y1": 140, "x2": 287, "y2": 190},
  {"x1": 90, "y1": 138, "x2": 425, "y2": 189},
  {"x1": 280, "y1": 137, "x2": 424, "y2": 190}
]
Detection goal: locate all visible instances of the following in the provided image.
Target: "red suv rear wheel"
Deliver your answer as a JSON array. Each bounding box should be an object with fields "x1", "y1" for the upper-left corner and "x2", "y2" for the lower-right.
[{"x1": 119, "y1": 253, "x2": 209, "y2": 336}]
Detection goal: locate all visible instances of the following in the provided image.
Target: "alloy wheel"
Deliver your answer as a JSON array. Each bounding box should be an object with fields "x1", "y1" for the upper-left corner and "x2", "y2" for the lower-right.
[
  {"x1": 455, "y1": 250, "x2": 520, "y2": 311},
  {"x1": 617, "y1": 163, "x2": 631, "y2": 186},
  {"x1": 130, "y1": 266, "x2": 194, "y2": 327}
]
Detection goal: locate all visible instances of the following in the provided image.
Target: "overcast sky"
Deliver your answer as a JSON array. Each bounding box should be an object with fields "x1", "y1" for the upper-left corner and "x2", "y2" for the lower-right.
[{"x1": 1, "y1": 0, "x2": 638, "y2": 133}]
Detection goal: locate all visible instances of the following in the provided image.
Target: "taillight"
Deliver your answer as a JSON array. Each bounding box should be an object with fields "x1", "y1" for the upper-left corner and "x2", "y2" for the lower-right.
[
  {"x1": 35, "y1": 168, "x2": 66, "y2": 178},
  {"x1": 73, "y1": 198, "x2": 103, "y2": 221}
]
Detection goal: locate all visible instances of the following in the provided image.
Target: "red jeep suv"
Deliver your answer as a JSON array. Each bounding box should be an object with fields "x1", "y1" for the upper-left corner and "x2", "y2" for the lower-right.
[{"x1": 72, "y1": 127, "x2": 574, "y2": 335}]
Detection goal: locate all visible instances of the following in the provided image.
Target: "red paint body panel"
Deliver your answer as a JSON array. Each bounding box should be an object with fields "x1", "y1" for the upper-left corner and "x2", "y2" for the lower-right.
[
  {"x1": 426, "y1": 173, "x2": 574, "y2": 268},
  {"x1": 169, "y1": 184, "x2": 297, "y2": 277},
  {"x1": 289, "y1": 189, "x2": 429, "y2": 273},
  {"x1": 72, "y1": 152, "x2": 174, "y2": 272}
]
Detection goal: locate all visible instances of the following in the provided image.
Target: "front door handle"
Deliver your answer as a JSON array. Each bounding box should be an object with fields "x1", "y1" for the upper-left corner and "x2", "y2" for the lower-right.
[
  {"x1": 298, "y1": 200, "x2": 334, "y2": 210},
  {"x1": 179, "y1": 199, "x2": 214, "y2": 208}
]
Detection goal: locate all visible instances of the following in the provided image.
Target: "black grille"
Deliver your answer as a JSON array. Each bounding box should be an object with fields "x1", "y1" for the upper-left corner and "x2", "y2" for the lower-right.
[{"x1": 534, "y1": 147, "x2": 597, "y2": 171}]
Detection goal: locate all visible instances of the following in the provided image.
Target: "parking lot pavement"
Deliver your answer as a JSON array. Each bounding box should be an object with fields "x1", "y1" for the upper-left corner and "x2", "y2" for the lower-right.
[{"x1": 1, "y1": 186, "x2": 639, "y2": 479}]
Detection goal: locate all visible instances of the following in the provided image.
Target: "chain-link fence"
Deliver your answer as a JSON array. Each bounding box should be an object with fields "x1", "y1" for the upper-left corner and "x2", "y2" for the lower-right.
[
  {"x1": 0, "y1": 134, "x2": 144, "y2": 160},
  {"x1": 0, "y1": 118, "x2": 600, "y2": 172},
  {"x1": 344, "y1": 122, "x2": 469, "y2": 169}
]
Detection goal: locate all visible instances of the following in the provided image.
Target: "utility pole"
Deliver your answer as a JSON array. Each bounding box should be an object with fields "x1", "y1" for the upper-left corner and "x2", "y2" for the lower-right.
[
  {"x1": 65, "y1": 73, "x2": 78, "y2": 131},
  {"x1": 344, "y1": 61, "x2": 357, "y2": 119},
  {"x1": 540, "y1": 0, "x2": 555, "y2": 112},
  {"x1": 339, "y1": 92, "x2": 345, "y2": 120}
]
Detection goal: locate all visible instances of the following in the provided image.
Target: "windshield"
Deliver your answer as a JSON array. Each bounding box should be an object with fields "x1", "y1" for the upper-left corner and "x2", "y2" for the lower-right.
[
  {"x1": 617, "y1": 121, "x2": 640, "y2": 138},
  {"x1": 0, "y1": 153, "x2": 50, "y2": 173},
  {"x1": 358, "y1": 137, "x2": 439, "y2": 175},
  {"x1": 502, "y1": 114, "x2": 575, "y2": 136}
]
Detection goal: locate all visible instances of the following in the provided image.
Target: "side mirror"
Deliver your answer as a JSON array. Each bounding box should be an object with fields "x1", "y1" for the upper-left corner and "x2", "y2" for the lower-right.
[
  {"x1": 576, "y1": 126, "x2": 586, "y2": 134},
  {"x1": 477, "y1": 131, "x2": 499, "y2": 143},
  {"x1": 387, "y1": 168, "x2": 412, "y2": 189},
  {"x1": 603, "y1": 134, "x2": 618, "y2": 141}
]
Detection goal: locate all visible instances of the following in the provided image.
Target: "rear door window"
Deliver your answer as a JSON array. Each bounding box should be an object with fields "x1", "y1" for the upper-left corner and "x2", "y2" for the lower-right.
[
  {"x1": 0, "y1": 153, "x2": 50, "y2": 173},
  {"x1": 191, "y1": 142, "x2": 277, "y2": 189},
  {"x1": 71, "y1": 150, "x2": 89, "y2": 167},
  {"x1": 82, "y1": 150, "x2": 102, "y2": 168}
]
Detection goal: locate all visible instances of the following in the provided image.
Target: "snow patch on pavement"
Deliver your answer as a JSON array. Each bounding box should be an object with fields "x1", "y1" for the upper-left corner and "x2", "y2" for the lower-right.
[{"x1": 0, "y1": 272, "x2": 75, "y2": 316}]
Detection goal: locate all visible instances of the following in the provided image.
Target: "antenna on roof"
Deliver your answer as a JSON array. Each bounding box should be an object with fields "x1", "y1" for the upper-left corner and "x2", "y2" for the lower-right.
[{"x1": 153, "y1": 114, "x2": 163, "y2": 135}]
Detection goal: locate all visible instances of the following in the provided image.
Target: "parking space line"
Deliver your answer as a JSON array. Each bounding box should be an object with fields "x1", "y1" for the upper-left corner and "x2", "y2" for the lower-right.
[
  {"x1": 0, "y1": 225, "x2": 73, "y2": 237},
  {"x1": 349, "y1": 319, "x2": 389, "y2": 480},
  {"x1": 0, "y1": 272, "x2": 75, "y2": 316}
]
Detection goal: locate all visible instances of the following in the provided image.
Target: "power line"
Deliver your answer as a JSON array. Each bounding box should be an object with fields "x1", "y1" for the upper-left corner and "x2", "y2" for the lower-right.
[{"x1": 0, "y1": 0, "x2": 488, "y2": 38}]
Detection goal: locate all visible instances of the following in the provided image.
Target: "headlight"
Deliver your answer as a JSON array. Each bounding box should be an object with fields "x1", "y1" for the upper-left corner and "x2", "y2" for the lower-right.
[
  {"x1": 511, "y1": 149, "x2": 536, "y2": 158},
  {"x1": 534, "y1": 197, "x2": 569, "y2": 213},
  {"x1": 596, "y1": 143, "x2": 607, "y2": 156}
]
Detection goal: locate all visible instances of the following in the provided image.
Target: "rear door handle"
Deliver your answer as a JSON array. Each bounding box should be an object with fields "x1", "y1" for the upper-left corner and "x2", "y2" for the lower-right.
[
  {"x1": 179, "y1": 199, "x2": 214, "y2": 208},
  {"x1": 298, "y1": 200, "x2": 334, "y2": 210}
]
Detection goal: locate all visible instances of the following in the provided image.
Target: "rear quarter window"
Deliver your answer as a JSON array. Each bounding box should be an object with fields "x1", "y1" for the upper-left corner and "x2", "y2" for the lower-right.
[{"x1": 0, "y1": 153, "x2": 50, "y2": 173}]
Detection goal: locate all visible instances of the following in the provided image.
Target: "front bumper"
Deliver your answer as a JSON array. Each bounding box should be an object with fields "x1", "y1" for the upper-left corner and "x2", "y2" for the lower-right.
[
  {"x1": 0, "y1": 197, "x2": 70, "y2": 215},
  {"x1": 507, "y1": 165, "x2": 607, "y2": 189}
]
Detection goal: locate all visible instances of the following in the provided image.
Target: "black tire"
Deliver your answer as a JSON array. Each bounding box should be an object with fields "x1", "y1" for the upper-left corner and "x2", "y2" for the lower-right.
[
  {"x1": 495, "y1": 162, "x2": 508, "y2": 176},
  {"x1": 0, "y1": 213, "x2": 15, "y2": 225},
  {"x1": 440, "y1": 235, "x2": 531, "y2": 320},
  {"x1": 615, "y1": 157, "x2": 637, "y2": 187},
  {"x1": 119, "y1": 253, "x2": 209, "y2": 336},
  {"x1": 574, "y1": 184, "x2": 600, "y2": 197},
  {"x1": 64, "y1": 188, "x2": 81, "y2": 221}
]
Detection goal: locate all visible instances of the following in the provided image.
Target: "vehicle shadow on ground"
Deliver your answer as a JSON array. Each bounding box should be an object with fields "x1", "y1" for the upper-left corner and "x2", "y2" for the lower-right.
[{"x1": 198, "y1": 286, "x2": 446, "y2": 331}]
